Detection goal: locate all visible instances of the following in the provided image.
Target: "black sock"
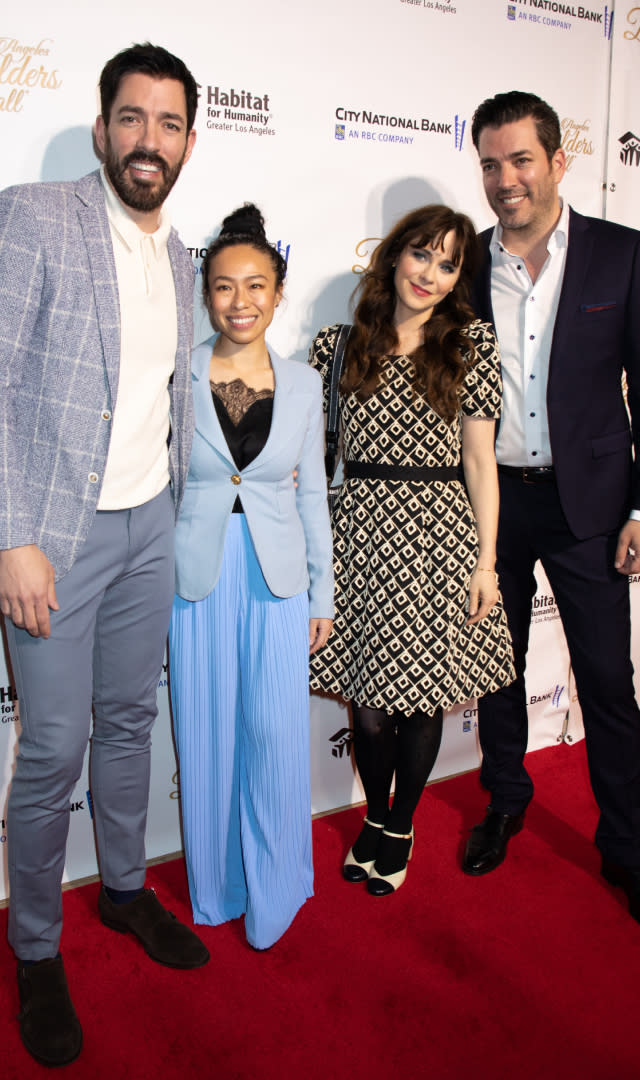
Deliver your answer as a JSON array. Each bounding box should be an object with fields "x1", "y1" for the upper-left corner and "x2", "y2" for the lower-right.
[
  {"x1": 20, "y1": 952, "x2": 61, "y2": 967},
  {"x1": 104, "y1": 886, "x2": 145, "y2": 904}
]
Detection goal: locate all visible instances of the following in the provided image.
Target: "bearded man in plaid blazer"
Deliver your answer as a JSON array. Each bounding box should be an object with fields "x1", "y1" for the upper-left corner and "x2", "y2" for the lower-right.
[{"x1": 0, "y1": 43, "x2": 209, "y2": 1067}]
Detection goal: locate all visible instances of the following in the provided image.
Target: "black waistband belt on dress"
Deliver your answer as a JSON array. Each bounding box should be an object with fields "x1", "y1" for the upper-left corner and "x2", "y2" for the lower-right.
[
  {"x1": 497, "y1": 464, "x2": 556, "y2": 484},
  {"x1": 344, "y1": 462, "x2": 458, "y2": 482}
]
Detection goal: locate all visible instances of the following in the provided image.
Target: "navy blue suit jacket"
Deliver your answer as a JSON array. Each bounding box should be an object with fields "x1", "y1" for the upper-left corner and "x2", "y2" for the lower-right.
[{"x1": 472, "y1": 208, "x2": 640, "y2": 540}]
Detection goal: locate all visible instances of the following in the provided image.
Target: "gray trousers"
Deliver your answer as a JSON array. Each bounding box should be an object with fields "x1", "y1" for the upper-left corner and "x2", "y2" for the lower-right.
[{"x1": 6, "y1": 487, "x2": 175, "y2": 960}]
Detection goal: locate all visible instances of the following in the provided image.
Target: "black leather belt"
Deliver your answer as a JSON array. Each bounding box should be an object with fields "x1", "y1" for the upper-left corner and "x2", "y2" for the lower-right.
[
  {"x1": 498, "y1": 464, "x2": 556, "y2": 484},
  {"x1": 345, "y1": 462, "x2": 458, "y2": 482}
]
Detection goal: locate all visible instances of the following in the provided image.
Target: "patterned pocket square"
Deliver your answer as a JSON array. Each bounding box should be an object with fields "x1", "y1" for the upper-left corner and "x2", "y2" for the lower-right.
[{"x1": 581, "y1": 301, "x2": 617, "y2": 312}]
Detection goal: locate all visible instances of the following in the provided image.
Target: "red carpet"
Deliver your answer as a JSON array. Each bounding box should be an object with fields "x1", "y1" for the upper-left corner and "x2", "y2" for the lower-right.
[{"x1": 2, "y1": 740, "x2": 639, "y2": 1079}]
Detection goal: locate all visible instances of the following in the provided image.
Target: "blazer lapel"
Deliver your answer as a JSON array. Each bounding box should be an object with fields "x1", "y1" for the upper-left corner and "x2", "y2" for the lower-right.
[
  {"x1": 74, "y1": 172, "x2": 121, "y2": 406},
  {"x1": 192, "y1": 339, "x2": 237, "y2": 464},
  {"x1": 548, "y1": 209, "x2": 592, "y2": 379},
  {"x1": 168, "y1": 230, "x2": 192, "y2": 371},
  {"x1": 472, "y1": 229, "x2": 495, "y2": 324},
  {"x1": 243, "y1": 348, "x2": 294, "y2": 473}
]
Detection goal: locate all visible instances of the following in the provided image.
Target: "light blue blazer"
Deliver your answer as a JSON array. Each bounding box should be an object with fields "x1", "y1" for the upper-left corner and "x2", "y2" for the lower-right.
[{"x1": 175, "y1": 336, "x2": 334, "y2": 617}]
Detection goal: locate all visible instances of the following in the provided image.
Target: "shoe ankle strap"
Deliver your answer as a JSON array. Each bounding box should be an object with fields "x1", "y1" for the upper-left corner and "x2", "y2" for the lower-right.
[
  {"x1": 364, "y1": 817, "x2": 385, "y2": 829},
  {"x1": 382, "y1": 827, "x2": 413, "y2": 840}
]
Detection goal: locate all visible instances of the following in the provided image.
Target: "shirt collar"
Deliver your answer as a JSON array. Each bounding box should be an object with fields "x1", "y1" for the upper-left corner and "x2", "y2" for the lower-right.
[
  {"x1": 100, "y1": 166, "x2": 171, "y2": 257},
  {"x1": 489, "y1": 197, "x2": 569, "y2": 258}
]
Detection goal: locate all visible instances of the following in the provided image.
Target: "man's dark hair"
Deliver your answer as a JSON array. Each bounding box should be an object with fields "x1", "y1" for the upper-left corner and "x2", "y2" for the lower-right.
[
  {"x1": 99, "y1": 42, "x2": 198, "y2": 131},
  {"x1": 471, "y1": 91, "x2": 561, "y2": 163}
]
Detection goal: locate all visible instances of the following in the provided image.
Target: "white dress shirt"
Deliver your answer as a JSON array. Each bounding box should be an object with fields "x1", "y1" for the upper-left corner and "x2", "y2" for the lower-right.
[
  {"x1": 490, "y1": 199, "x2": 570, "y2": 467},
  {"x1": 97, "y1": 167, "x2": 178, "y2": 510}
]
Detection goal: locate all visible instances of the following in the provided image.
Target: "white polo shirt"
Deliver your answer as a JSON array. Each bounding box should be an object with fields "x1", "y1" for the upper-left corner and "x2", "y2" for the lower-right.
[{"x1": 97, "y1": 167, "x2": 178, "y2": 510}]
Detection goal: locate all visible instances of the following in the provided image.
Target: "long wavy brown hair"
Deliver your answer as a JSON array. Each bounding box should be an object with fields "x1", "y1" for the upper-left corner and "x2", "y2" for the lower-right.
[{"x1": 341, "y1": 205, "x2": 480, "y2": 423}]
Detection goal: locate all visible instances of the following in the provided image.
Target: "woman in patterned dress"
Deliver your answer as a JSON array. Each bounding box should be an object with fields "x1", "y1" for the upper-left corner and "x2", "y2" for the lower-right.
[
  {"x1": 169, "y1": 205, "x2": 333, "y2": 948},
  {"x1": 309, "y1": 205, "x2": 514, "y2": 895}
]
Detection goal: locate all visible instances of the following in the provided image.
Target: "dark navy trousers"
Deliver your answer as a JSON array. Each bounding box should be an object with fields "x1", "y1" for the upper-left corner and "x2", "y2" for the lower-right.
[{"x1": 477, "y1": 472, "x2": 640, "y2": 868}]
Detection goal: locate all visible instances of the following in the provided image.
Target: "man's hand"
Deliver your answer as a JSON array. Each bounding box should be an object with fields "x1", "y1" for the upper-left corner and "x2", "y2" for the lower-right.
[
  {"x1": 614, "y1": 519, "x2": 640, "y2": 576},
  {"x1": 0, "y1": 546, "x2": 59, "y2": 638}
]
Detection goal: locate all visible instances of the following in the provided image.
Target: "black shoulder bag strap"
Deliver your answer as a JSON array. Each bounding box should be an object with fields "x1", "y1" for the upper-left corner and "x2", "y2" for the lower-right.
[{"x1": 325, "y1": 323, "x2": 352, "y2": 483}]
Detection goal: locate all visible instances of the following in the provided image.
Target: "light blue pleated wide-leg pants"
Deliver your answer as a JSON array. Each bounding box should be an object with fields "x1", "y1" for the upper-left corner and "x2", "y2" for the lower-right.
[{"x1": 169, "y1": 515, "x2": 313, "y2": 950}]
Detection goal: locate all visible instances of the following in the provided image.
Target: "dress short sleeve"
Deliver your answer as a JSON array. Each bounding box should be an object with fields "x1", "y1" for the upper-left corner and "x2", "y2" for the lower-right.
[
  {"x1": 459, "y1": 319, "x2": 502, "y2": 421},
  {"x1": 308, "y1": 324, "x2": 343, "y2": 413}
]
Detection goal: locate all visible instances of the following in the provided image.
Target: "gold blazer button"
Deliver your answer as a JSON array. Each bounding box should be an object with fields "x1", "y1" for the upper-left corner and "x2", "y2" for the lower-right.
[{"x1": 231, "y1": 474, "x2": 242, "y2": 485}]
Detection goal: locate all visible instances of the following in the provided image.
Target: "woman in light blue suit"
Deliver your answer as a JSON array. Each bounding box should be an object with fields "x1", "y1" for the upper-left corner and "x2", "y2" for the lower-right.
[{"x1": 169, "y1": 205, "x2": 333, "y2": 950}]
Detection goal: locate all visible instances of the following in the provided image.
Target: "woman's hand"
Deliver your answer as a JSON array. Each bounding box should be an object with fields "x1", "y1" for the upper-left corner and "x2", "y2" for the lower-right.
[
  {"x1": 467, "y1": 567, "x2": 499, "y2": 625},
  {"x1": 309, "y1": 618, "x2": 333, "y2": 654}
]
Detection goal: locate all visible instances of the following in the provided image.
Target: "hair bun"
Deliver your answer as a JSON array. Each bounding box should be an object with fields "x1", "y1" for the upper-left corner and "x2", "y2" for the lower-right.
[{"x1": 219, "y1": 203, "x2": 266, "y2": 240}]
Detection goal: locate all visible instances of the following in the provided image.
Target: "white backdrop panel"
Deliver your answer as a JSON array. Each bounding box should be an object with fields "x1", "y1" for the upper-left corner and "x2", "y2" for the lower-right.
[
  {"x1": 0, "y1": 0, "x2": 633, "y2": 895},
  {"x1": 605, "y1": 2, "x2": 640, "y2": 228}
]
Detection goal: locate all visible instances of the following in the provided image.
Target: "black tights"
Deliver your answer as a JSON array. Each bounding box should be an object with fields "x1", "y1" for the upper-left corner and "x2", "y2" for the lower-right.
[{"x1": 351, "y1": 703, "x2": 443, "y2": 835}]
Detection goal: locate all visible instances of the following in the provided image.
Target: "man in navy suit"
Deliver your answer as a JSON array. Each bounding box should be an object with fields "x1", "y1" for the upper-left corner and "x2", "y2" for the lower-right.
[{"x1": 462, "y1": 91, "x2": 640, "y2": 924}]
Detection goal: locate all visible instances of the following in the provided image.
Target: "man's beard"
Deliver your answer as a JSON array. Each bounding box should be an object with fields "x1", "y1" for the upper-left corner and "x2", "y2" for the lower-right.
[{"x1": 103, "y1": 138, "x2": 186, "y2": 213}]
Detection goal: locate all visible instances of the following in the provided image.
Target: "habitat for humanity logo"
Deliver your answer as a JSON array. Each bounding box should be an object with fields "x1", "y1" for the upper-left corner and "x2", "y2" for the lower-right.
[
  {"x1": 619, "y1": 131, "x2": 640, "y2": 165},
  {"x1": 329, "y1": 727, "x2": 353, "y2": 759},
  {"x1": 203, "y1": 82, "x2": 275, "y2": 137},
  {"x1": 506, "y1": 1, "x2": 613, "y2": 35},
  {"x1": 335, "y1": 105, "x2": 466, "y2": 151},
  {"x1": 0, "y1": 683, "x2": 19, "y2": 722},
  {"x1": 531, "y1": 591, "x2": 559, "y2": 623}
]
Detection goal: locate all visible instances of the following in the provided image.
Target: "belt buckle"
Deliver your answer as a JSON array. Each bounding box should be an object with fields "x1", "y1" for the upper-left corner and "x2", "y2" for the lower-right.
[{"x1": 523, "y1": 466, "x2": 551, "y2": 483}]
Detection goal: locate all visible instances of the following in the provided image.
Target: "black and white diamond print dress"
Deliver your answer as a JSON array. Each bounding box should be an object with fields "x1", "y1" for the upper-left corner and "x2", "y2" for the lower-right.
[{"x1": 309, "y1": 320, "x2": 515, "y2": 715}]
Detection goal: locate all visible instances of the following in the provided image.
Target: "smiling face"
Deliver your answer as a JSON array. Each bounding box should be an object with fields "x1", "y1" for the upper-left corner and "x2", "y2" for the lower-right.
[
  {"x1": 205, "y1": 244, "x2": 282, "y2": 347},
  {"x1": 478, "y1": 116, "x2": 565, "y2": 244},
  {"x1": 95, "y1": 72, "x2": 196, "y2": 228},
  {"x1": 392, "y1": 230, "x2": 462, "y2": 327}
]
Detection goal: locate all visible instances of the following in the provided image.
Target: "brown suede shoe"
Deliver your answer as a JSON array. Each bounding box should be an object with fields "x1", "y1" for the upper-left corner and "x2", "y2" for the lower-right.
[
  {"x1": 17, "y1": 955, "x2": 83, "y2": 1067},
  {"x1": 98, "y1": 887, "x2": 209, "y2": 969}
]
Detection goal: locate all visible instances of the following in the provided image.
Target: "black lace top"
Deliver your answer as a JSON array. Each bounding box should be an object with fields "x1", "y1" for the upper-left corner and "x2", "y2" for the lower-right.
[{"x1": 210, "y1": 378, "x2": 274, "y2": 512}]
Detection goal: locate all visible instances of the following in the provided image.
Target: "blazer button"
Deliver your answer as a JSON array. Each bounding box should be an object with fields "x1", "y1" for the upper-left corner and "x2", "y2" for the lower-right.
[{"x1": 231, "y1": 474, "x2": 242, "y2": 485}]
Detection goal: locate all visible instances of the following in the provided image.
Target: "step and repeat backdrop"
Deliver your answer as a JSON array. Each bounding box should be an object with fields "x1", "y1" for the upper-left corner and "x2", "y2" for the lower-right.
[{"x1": 0, "y1": 0, "x2": 638, "y2": 895}]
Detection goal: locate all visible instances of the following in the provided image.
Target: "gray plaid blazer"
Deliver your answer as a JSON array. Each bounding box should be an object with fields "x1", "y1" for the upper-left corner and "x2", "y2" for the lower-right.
[{"x1": 0, "y1": 169, "x2": 195, "y2": 580}]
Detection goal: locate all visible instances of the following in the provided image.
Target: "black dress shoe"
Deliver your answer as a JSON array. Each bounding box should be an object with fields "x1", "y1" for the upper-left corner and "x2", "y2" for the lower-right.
[
  {"x1": 600, "y1": 857, "x2": 640, "y2": 923},
  {"x1": 462, "y1": 807, "x2": 525, "y2": 876},
  {"x1": 98, "y1": 887, "x2": 210, "y2": 968},
  {"x1": 17, "y1": 955, "x2": 83, "y2": 1067}
]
